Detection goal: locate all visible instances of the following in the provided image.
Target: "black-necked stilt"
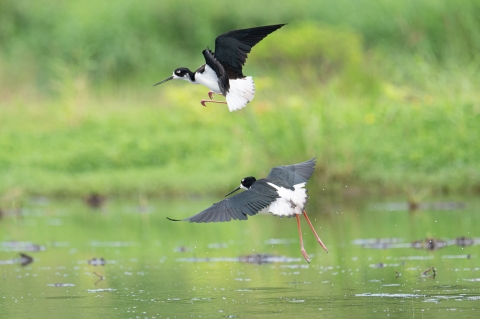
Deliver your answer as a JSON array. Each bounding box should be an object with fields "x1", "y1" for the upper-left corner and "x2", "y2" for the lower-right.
[
  {"x1": 167, "y1": 158, "x2": 328, "y2": 263},
  {"x1": 154, "y1": 24, "x2": 286, "y2": 112}
]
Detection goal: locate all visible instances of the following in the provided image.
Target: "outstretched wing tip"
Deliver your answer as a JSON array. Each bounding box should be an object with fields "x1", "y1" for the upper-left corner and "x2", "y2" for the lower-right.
[
  {"x1": 213, "y1": 24, "x2": 286, "y2": 79},
  {"x1": 266, "y1": 157, "x2": 318, "y2": 186}
]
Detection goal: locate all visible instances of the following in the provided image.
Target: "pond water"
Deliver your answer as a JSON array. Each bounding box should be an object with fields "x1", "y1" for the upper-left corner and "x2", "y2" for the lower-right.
[{"x1": 1, "y1": 194, "x2": 479, "y2": 318}]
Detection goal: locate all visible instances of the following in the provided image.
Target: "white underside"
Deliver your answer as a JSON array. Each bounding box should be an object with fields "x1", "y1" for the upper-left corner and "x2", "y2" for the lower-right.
[
  {"x1": 225, "y1": 77, "x2": 255, "y2": 112},
  {"x1": 194, "y1": 65, "x2": 222, "y2": 93},
  {"x1": 261, "y1": 182, "x2": 308, "y2": 217},
  {"x1": 194, "y1": 65, "x2": 255, "y2": 112}
]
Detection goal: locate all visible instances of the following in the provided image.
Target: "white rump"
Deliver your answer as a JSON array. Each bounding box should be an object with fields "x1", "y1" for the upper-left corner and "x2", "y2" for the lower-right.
[{"x1": 226, "y1": 76, "x2": 255, "y2": 112}]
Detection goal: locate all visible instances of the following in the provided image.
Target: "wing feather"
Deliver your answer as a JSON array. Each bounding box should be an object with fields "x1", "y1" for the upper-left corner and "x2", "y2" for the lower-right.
[
  {"x1": 266, "y1": 158, "x2": 316, "y2": 188},
  {"x1": 213, "y1": 24, "x2": 285, "y2": 79},
  {"x1": 173, "y1": 182, "x2": 279, "y2": 223}
]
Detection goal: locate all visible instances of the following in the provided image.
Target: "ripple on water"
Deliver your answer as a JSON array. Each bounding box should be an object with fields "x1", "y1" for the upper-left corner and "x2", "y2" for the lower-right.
[
  {"x1": 264, "y1": 238, "x2": 297, "y2": 245},
  {"x1": 89, "y1": 241, "x2": 136, "y2": 247},
  {"x1": 47, "y1": 283, "x2": 75, "y2": 287},
  {"x1": 355, "y1": 293, "x2": 425, "y2": 298},
  {"x1": 0, "y1": 241, "x2": 45, "y2": 252},
  {"x1": 86, "y1": 288, "x2": 116, "y2": 293},
  {"x1": 176, "y1": 255, "x2": 301, "y2": 264},
  {"x1": 441, "y1": 254, "x2": 473, "y2": 259},
  {"x1": 356, "y1": 292, "x2": 480, "y2": 303}
]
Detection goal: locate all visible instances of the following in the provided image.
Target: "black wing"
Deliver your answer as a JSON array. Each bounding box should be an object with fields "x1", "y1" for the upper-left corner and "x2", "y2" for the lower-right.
[
  {"x1": 213, "y1": 24, "x2": 286, "y2": 79},
  {"x1": 168, "y1": 182, "x2": 279, "y2": 223},
  {"x1": 266, "y1": 158, "x2": 316, "y2": 188},
  {"x1": 202, "y1": 49, "x2": 230, "y2": 95}
]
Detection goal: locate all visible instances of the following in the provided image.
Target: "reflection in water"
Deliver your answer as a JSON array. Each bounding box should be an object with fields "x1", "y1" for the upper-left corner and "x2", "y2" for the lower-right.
[
  {"x1": 264, "y1": 238, "x2": 297, "y2": 245},
  {"x1": 176, "y1": 254, "x2": 302, "y2": 264},
  {"x1": 84, "y1": 193, "x2": 106, "y2": 209},
  {"x1": 0, "y1": 253, "x2": 33, "y2": 266},
  {"x1": 89, "y1": 241, "x2": 136, "y2": 247},
  {"x1": 421, "y1": 266, "x2": 437, "y2": 278},
  {"x1": 356, "y1": 293, "x2": 425, "y2": 298},
  {"x1": 19, "y1": 253, "x2": 33, "y2": 266},
  {"x1": 369, "y1": 262, "x2": 403, "y2": 268},
  {"x1": 47, "y1": 283, "x2": 75, "y2": 287},
  {"x1": 455, "y1": 236, "x2": 475, "y2": 246},
  {"x1": 88, "y1": 257, "x2": 106, "y2": 266},
  {"x1": 0, "y1": 241, "x2": 45, "y2": 252},
  {"x1": 207, "y1": 242, "x2": 229, "y2": 249},
  {"x1": 86, "y1": 288, "x2": 116, "y2": 293},
  {"x1": 412, "y1": 237, "x2": 448, "y2": 250},
  {"x1": 93, "y1": 272, "x2": 105, "y2": 285},
  {"x1": 173, "y1": 245, "x2": 191, "y2": 252},
  {"x1": 238, "y1": 253, "x2": 299, "y2": 264}
]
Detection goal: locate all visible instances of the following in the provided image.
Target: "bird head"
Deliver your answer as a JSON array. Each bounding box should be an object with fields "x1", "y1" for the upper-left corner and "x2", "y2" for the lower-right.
[
  {"x1": 153, "y1": 67, "x2": 194, "y2": 86},
  {"x1": 225, "y1": 176, "x2": 257, "y2": 197},
  {"x1": 240, "y1": 176, "x2": 257, "y2": 189}
]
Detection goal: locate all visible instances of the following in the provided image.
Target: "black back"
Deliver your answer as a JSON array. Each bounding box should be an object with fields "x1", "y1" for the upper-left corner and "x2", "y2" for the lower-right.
[
  {"x1": 212, "y1": 24, "x2": 285, "y2": 79},
  {"x1": 266, "y1": 158, "x2": 316, "y2": 189},
  {"x1": 202, "y1": 49, "x2": 230, "y2": 95}
]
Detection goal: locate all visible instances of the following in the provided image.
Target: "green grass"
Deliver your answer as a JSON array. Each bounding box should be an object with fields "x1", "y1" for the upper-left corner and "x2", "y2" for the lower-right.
[{"x1": 0, "y1": 1, "x2": 479, "y2": 197}]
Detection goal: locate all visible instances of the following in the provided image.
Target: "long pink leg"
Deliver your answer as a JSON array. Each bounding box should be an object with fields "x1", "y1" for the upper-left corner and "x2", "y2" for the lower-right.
[
  {"x1": 200, "y1": 99, "x2": 227, "y2": 107},
  {"x1": 296, "y1": 214, "x2": 311, "y2": 263},
  {"x1": 303, "y1": 210, "x2": 329, "y2": 253}
]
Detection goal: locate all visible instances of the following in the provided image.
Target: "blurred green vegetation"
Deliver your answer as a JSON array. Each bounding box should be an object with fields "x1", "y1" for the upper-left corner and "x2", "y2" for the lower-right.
[{"x1": 0, "y1": 0, "x2": 479, "y2": 196}]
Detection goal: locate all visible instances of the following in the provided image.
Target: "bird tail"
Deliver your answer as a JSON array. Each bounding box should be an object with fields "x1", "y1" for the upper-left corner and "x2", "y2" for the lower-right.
[{"x1": 226, "y1": 77, "x2": 255, "y2": 112}]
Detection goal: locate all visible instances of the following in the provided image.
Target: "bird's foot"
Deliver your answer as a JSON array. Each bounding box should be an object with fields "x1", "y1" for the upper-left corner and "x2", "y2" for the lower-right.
[
  {"x1": 301, "y1": 248, "x2": 311, "y2": 263},
  {"x1": 200, "y1": 99, "x2": 227, "y2": 107},
  {"x1": 316, "y1": 237, "x2": 329, "y2": 253}
]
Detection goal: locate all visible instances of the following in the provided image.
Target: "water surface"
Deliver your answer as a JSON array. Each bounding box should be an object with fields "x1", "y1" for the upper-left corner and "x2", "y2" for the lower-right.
[{"x1": 1, "y1": 195, "x2": 479, "y2": 318}]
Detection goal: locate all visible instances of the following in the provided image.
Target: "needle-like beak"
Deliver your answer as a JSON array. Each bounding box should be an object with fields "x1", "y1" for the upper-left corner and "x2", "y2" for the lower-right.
[
  {"x1": 225, "y1": 186, "x2": 241, "y2": 197},
  {"x1": 153, "y1": 76, "x2": 174, "y2": 86}
]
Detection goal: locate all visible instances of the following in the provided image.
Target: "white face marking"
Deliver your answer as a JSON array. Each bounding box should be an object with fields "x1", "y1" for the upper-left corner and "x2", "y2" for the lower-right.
[
  {"x1": 172, "y1": 72, "x2": 191, "y2": 82},
  {"x1": 240, "y1": 183, "x2": 247, "y2": 190}
]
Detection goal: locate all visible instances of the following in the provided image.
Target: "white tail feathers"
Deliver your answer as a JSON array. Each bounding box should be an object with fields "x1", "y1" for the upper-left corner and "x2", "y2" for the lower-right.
[
  {"x1": 265, "y1": 183, "x2": 308, "y2": 217},
  {"x1": 226, "y1": 76, "x2": 255, "y2": 112}
]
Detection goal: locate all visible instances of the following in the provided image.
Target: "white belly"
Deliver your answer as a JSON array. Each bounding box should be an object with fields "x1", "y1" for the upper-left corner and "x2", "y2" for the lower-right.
[
  {"x1": 195, "y1": 65, "x2": 222, "y2": 94},
  {"x1": 263, "y1": 182, "x2": 308, "y2": 217},
  {"x1": 195, "y1": 64, "x2": 256, "y2": 112}
]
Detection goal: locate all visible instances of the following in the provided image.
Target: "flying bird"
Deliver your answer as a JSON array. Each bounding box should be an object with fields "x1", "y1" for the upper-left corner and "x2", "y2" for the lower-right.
[
  {"x1": 167, "y1": 158, "x2": 328, "y2": 263},
  {"x1": 154, "y1": 24, "x2": 286, "y2": 112}
]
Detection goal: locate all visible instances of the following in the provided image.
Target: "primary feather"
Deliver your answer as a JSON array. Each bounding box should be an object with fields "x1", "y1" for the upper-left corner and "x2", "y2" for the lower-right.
[{"x1": 213, "y1": 24, "x2": 286, "y2": 79}]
